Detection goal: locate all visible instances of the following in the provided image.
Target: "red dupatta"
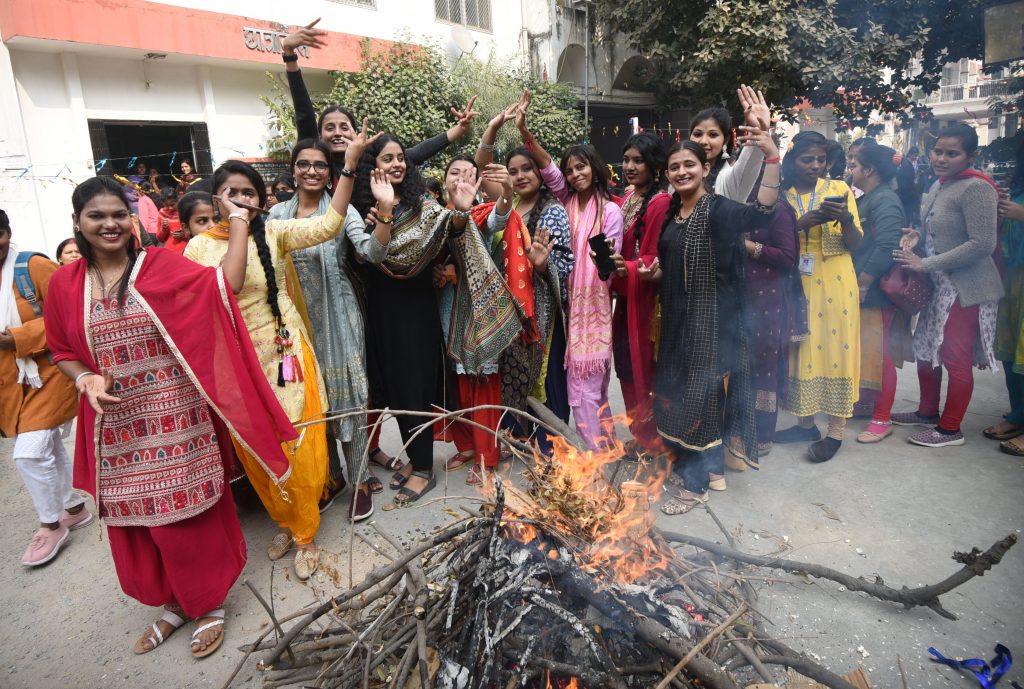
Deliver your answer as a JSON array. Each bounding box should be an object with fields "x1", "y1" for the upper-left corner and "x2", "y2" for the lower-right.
[
  {"x1": 610, "y1": 191, "x2": 671, "y2": 398},
  {"x1": 471, "y1": 203, "x2": 539, "y2": 344},
  {"x1": 44, "y1": 248, "x2": 296, "y2": 505}
]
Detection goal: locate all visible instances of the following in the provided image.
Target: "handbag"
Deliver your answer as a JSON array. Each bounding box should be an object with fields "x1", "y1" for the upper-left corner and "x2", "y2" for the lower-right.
[{"x1": 879, "y1": 264, "x2": 933, "y2": 314}]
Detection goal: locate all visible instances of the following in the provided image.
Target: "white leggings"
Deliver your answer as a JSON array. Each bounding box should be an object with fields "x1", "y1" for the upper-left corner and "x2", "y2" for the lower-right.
[{"x1": 13, "y1": 427, "x2": 84, "y2": 524}]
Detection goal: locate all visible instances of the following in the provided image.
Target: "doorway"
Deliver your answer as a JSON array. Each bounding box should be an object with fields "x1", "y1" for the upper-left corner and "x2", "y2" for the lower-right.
[{"x1": 87, "y1": 119, "x2": 212, "y2": 186}]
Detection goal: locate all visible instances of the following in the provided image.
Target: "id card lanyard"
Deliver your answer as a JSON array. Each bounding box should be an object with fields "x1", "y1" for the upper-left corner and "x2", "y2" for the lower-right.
[{"x1": 794, "y1": 179, "x2": 821, "y2": 276}]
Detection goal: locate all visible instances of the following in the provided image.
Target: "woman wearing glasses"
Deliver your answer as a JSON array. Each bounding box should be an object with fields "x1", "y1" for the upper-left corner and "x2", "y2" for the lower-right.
[{"x1": 268, "y1": 138, "x2": 392, "y2": 521}]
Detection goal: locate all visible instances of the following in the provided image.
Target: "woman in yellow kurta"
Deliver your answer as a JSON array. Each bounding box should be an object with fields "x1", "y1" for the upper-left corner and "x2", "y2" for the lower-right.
[
  {"x1": 184, "y1": 128, "x2": 376, "y2": 579},
  {"x1": 774, "y1": 132, "x2": 863, "y2": 463}
]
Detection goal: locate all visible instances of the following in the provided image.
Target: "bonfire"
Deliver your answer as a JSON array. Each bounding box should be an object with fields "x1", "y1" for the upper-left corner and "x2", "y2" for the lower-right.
[{"x1": 226, "y1": 403, "x2": 1017, "y2": 689}]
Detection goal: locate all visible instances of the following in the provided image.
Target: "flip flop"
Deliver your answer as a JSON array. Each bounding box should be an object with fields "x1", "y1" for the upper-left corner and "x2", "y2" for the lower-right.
[
  {"x1": 999, "y1": 437, "x2": 1024, "y2": 457},
  {"x1": 394, "y1": 471, "x2": 436, "y2": 506},
  {"x1": 133, "y1": 609, "x2": 188, "y2": 655},
  {"x1": 446, "y1": 452, "x2": 474, "y2": 471},
  {"x1": 983, "y1": 422, "x2": 1024, "y2": 440},
  {"x1": 190, "y1": 609, "x2": 225, "y2": 659},
  {"x1": 660, "y1": 492, "x2": 706, "y2": 515}
]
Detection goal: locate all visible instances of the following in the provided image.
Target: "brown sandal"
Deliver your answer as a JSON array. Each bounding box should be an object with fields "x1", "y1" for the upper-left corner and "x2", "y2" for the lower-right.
[
  {"x1": 445, "y1": 451, "x2": 474, "y2": 471},
  {"x1": 999, "y1": 436, "x2": 1024, "y2": 456},
  {"x1": 983, "y1": 421, "x2": 1024, "y2": 441},
  {"x1": 660, "y1": 491, "x2": 707, "y2": 515}
]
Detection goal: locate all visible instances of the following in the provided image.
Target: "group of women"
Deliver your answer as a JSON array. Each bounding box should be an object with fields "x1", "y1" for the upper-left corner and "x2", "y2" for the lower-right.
[{"x1": 9, "y1": 22, "x2": 1019, "y2": 661}]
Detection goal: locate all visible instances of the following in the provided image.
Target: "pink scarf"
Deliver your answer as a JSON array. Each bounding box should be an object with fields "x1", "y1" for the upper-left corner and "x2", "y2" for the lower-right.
[{"x1": 565, "y1": 193, "x2": 613, "y2": 376}]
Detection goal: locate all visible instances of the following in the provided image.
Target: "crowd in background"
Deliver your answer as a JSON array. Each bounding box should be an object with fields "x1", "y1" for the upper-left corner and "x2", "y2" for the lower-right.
[{"x1": 2, "y1": 25, "x2": 1022, "y2": 660}]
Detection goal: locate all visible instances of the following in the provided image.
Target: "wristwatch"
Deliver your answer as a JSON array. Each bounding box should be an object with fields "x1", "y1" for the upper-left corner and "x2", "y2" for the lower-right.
[{"x1": 282, "y1": 52, "x2": 298, "y2": 64}]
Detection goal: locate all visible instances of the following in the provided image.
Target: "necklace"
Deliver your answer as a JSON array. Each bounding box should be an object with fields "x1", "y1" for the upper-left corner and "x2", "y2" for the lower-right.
[{"x1": 92, "y1": 260, "x2": 129, "y2": 299}]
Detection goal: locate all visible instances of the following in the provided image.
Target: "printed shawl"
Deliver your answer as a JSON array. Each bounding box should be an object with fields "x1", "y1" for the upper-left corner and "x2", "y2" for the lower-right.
[
  {"x1": 565, "y1": 193, "x2": 613, "y2": 376},
  {"x1": 471, "y1": 202, "x2": 539, "y2": 344},
  {"x1": 44, "y1": 248, "x2": 296, "y2": 506},
  {"x1": 379, "y1": 197, "x2": 524, "y2": 374}
]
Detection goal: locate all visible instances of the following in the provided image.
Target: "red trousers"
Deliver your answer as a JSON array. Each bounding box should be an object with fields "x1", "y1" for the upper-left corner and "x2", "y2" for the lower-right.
[
  {"x1": 437, "y1": 373, "x2": 503, "y2": 468},
  {"x1": 106, "y1": 486, "x2": 246, "y2": 619},
  {"x1": 870, "y1": 307, "x2": 898, "y2": 423},
  {"x1": 917, "y1": 299, "x2": 980, "y2": 432}
]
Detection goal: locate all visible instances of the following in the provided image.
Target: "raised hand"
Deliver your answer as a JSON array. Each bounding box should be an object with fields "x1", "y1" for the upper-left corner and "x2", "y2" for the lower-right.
[
  {"x1": 450, "y1": 96, "x2": 481, "y2": 140},
  {"x1": 214, "y1": 187, "x2": 244, "y2": 220},
  {"x1": 736, "y1": 124, "x2": 778, "y2": 158},
  {"x1": 282, "y1": 19, "x2": 327, "y2": 54},
  {"x1": 481, "y1": 163, "x2": 513, "y2": 200},
  {"x1": 451, "y1": 177, "x2": 482, "y2": 213},
  {"x1": 488, "y1": 102, "x2": 521, "y2": 131},
  {"x1": 370, "y1": 169, "x2": 395, "y2": 206},
  {"x1": 526, "y1": 227, "x2": 555, "y2": 272},
  {"x1": 345, "y1": 117, "x2": 382, "y2": 169},
  {"x1": 737, "y1": 84, "x2": 770, "y2": 132},
  {"x1": 514, "y1": 90, "x2": 532, "y2": 131}
]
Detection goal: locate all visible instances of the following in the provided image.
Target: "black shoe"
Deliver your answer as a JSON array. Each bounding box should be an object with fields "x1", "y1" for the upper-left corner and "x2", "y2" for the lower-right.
[
  {"x1": 318, "y1": 475, "x2": 347, "y2": 513},
  {"x1": 773, "y1": 424, "x2": 822, "y2": 444},
  {"x1": 807, "y1": 437, "x2": 842, "y2": 462}
]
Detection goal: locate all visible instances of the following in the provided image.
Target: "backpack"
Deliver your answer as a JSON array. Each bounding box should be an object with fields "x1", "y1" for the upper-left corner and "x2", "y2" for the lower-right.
[{"x1": 14, "y1": 251, "x2": 48, "y2": 318}]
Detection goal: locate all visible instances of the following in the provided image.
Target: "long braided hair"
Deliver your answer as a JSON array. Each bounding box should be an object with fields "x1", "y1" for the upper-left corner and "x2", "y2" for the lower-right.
[
  {"x1": 622, "y1": 132, "x2": 667, "y2": 242},
  {"x1": 71, "y1": 176, "x2": 140, "y2": 307},
  {"x1": 211, "y1": 161, "x2": 282, "y2": 329}
]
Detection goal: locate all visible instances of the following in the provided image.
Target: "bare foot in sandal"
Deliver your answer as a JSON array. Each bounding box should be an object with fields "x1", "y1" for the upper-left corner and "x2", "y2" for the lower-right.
[
  {"x1": 190, "y1": 608, "x2": 225, "y2": 659},
  {"x1": 133, "y1": 605, "x2": 188, "y2": 654},
  {"x1": 370, "y1": 447, "x2": 404, "y2": 471},
  {"x1": 983, "y1": 420, "x2": 1024, "y2": 440},
  {"x1": 660, "y1": 490, "x2": 707, "y2": 516}
]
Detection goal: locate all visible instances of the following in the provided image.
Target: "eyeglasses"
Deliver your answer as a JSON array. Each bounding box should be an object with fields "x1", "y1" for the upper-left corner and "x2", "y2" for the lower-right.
[{"x1": 295, "y1": 160, "x2": 330, "y2": 172}]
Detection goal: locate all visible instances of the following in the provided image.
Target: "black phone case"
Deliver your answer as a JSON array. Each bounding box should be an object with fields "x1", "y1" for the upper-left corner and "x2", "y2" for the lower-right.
[{"x1": 588, "y1": 233, "x2": 616, "y2": 279}]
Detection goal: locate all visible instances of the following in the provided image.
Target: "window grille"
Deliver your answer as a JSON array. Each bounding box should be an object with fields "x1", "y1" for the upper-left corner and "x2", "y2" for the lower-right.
[{"x1": 435, "y1": 0, "x2": 491, "y2": 31}]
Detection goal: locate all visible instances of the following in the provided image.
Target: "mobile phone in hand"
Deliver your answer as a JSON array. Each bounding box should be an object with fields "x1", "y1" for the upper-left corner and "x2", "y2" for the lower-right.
[
  {"x1": 823, "y1": 195, "x2": 846, "y2": 205},
  {"x1": 588, "y1": 232, "x2": 616, "y2": 280}
]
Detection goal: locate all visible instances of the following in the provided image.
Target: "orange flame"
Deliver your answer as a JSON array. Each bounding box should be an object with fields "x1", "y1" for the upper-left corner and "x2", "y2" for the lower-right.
[{"x1": 495, "y1": 411, "x2": 676, "y2": 584}]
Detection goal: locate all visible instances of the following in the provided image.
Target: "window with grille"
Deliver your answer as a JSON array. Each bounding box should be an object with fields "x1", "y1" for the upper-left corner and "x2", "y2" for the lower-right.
[
  {"x1": 435, "y1": 0, "x2": 491, "y2": 31},
  {"x1": 326, "y1": 0, "x2": 376, "y2": 7}
]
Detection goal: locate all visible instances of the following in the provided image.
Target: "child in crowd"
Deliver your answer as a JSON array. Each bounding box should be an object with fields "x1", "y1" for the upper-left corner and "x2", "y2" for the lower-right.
[{"x1": 157, "y1": 187, "x2": 188, "y2": 253}]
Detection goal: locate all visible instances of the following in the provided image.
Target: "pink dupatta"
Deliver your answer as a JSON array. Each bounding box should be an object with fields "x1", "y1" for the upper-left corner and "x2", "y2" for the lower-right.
[{"x1": 565, "y1": 194, "x2": 613, "y2": 376}]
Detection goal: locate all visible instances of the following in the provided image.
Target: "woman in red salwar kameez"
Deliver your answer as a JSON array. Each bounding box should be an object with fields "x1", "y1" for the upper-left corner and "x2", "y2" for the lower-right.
[
  {"x1": 609, "y1": 133, "x2": 671, "y2": 454},
  {"x1": 44, "y1": 177, "x2": 296, "y2": 659}
]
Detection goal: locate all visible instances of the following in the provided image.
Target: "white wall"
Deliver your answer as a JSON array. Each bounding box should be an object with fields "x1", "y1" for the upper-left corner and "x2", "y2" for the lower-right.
[{"x1": 146, "y1": 0, "x2": 529, "y2": 65}]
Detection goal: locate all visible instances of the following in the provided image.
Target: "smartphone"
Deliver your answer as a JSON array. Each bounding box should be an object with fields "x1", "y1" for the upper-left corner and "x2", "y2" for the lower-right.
[
  {"x1": 823, "y1": 195, "x2": 846, "y2": 205},
  {"x1": 588, "y1": 232, "x2": 616, "y2": 280}
]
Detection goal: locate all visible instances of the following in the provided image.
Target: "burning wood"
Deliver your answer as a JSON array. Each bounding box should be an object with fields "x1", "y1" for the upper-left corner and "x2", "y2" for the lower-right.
[{"x1": 227, "y1": 405, "x2": 1017, "y2": 689}]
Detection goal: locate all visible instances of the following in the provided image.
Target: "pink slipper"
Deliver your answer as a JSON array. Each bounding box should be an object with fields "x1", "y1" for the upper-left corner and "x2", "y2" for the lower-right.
[{"x1": 857, "y1": 421, "x2": 893, "y2": 443}]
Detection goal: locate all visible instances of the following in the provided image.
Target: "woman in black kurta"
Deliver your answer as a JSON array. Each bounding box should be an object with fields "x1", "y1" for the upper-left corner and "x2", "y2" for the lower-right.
[{"x1": 645, "y1": 138, "x2": 780, "y2": 515}]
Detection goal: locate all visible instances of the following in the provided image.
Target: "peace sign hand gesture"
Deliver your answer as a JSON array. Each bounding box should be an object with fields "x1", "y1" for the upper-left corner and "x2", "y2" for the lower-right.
[
  {"x1": 344, "y1": 117, "x2": 382, "y2": 169},
  {"x1": 450, "y1": 96, "x2": 481, "y2": 141}
]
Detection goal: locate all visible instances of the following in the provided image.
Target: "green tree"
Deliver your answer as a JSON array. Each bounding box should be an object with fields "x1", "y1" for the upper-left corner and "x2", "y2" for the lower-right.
[
  {"x1": 261, "y1": 41, "x2": 586, "y2": 170},
  {"x1": 593, "y1": 0, "x2": 1002, "y2": 128}
]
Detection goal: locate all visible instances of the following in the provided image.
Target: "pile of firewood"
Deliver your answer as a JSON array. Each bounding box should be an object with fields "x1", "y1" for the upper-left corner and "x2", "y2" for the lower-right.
[{"x1": 223, "y1": 403, "x2": 1017, "y2": 689}]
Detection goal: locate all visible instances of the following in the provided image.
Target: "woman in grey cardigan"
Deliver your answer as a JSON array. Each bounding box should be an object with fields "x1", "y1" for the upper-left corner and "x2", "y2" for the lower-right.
[
  {"x1": 892, "y1": 124, "x2": 1001, "y2": 447},
  {"x1": 849, "y1": 142, "x2": 905, "y2": 443}
]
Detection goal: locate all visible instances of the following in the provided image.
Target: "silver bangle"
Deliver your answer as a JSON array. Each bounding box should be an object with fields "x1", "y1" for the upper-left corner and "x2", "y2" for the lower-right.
[
  {"x1": 450, "y1": 209, "x2": 471, "y2": 221},
  {"x1": 75, "y1": 371, "x2": 96, "y2": 385},
  {"x1": 227, "y1": 212, "x2": 250, "y2": 225},
  {"x1": 477, "y1": 142, "x2": 495, "y2": 152}
]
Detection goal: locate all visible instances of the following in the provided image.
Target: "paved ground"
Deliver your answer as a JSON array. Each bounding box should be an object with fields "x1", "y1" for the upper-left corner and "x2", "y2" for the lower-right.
[{"x1": 0, "y1": 367, "x2": 1020, "y2": 689}]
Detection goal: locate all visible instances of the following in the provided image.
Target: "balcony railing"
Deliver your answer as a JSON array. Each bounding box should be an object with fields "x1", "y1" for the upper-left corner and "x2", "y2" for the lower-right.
[{"x1": 932, "y1": 80, "x2": 1012, "y2": 103}]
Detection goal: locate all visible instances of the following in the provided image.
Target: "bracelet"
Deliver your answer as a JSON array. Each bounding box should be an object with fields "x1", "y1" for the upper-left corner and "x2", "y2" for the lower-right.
[
  {"x1": 842, "y1": 212, "x2": 855, "y2": 226},
  {"x1": 477, "y1": 142, "x2": 495, "y2": 152},
  {"x1": 75, "y1": 371, "x2": 96, "y2": 385},
  {"x1": 752, "y1": 242, "x2": 764, "y2": 260},
  {"x1": 228, "y1": 212, "x2": 250, "y2": 226},
  {"x1": 282, "y1": 52, "x2": 298, "y2": 63},
  {"x1": 764, "y1": 156, "x2": 781, "y2": 165},
  {"x1": 376, "y1": 214, "x2": 393, "y2": 224},
  {"x1": 450, "y1": 209, "x2": 471, "y2": 221},
  {"x1": 337, "y1": 167, "x2": 355, "y2": 179},
  {"x1": 760, "y1": 182, "x2": 780, "y2": 189}
]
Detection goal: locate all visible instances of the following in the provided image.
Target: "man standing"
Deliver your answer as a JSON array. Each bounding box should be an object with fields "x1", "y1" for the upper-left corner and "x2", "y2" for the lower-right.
[{"x1": 0, "y1": 211, "x2": 90, "y2": 567}]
